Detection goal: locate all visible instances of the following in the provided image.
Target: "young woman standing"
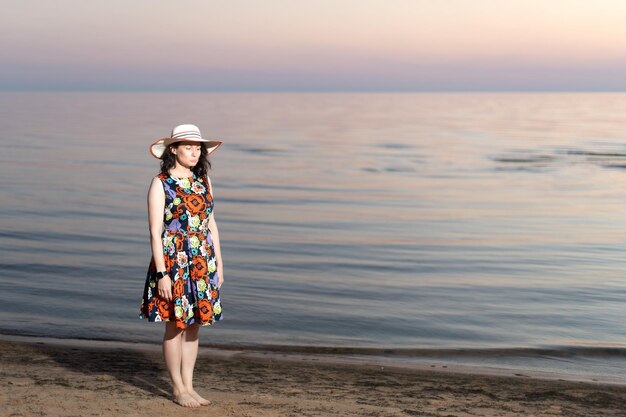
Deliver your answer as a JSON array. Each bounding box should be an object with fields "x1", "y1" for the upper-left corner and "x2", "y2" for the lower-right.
[{"x1": 140, "y1": 124, "x2": 224, "y2": 407}]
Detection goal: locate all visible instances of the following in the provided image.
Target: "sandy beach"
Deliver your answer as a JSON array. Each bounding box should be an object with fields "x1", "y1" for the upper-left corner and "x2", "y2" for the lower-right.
[{"x1": 1, "y1": 337, "x2": 625, "y2": 417}]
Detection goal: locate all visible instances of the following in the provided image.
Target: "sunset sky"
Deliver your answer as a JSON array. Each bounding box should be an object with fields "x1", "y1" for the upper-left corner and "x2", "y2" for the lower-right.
[{"x1": 2, "y1": 1, "x2": 626, "y2": 91}]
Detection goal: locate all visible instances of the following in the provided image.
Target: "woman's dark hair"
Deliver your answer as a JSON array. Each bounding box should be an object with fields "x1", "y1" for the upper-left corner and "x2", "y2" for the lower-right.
[{"x1": 160, "y1": 142, "x2": 212, "y2": 178}]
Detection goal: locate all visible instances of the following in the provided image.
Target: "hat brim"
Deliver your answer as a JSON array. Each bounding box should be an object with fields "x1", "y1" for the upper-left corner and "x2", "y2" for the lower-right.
[{"x1": 150, "y1": 137, "x2": 223, "y2": 159}]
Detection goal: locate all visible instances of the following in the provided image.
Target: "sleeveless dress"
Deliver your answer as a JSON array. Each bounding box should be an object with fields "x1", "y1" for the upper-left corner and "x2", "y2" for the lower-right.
[{"x1": 139, "y1": 172, "x2": 223, "y2": 329}]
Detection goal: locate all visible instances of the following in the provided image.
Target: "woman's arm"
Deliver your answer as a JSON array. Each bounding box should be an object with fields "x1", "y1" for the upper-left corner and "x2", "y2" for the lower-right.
[
  {"x1": 147, "y1": 176, "x2": 172, "y2": 301},
  {"x1": 208, "y1": 212, "x2": 224, "y2": 289},
  {"x1": 207, "y1": 175, "x2": 224, "y2": 289}
]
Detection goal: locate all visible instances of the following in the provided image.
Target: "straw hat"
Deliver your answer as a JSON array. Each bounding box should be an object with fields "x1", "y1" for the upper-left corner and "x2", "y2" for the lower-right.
[{"x1": 150, "y1": 124, "x2": 223, "y2": 159}]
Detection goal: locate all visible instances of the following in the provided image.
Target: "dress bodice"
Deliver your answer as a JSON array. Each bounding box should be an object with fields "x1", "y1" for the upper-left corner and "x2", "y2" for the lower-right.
[{"x1": 158, "y1": 172, "x2": 214, "y2": 236}]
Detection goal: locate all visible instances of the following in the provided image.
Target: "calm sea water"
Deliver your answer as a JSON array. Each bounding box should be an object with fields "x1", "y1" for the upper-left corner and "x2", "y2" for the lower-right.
[{"x1": 1, "y1": 92, "x2": 625, "y2": 369}]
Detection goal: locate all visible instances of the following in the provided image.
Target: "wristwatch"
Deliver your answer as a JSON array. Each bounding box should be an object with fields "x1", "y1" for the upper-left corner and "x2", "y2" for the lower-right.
[{"x1": 156, "y1": 270, "x2": 168, "y2": 281}]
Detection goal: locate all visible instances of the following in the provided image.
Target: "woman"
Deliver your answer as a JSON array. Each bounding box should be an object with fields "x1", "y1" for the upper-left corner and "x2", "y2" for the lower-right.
[{"x1": 139, "y1": 124, "x2": 224, "y2": 408}]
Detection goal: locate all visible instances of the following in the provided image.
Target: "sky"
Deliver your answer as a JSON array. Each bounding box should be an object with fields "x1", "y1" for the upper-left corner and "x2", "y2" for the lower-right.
[{"x1": 2, "y1": 0, "x2": 626, "y2": 91}]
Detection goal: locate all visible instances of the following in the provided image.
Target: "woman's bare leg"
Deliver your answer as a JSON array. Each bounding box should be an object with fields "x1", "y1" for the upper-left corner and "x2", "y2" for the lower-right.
[
  {"x1": 181, "y1": 323, "x2": 211, "y2": 405},
  {"x1": 163, "y1": 321, "x2": 200, "y2": 407}
]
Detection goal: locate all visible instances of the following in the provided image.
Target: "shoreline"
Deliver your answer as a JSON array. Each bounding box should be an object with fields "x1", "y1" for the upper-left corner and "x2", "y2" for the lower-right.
[
  {"x1": 2, "y1": 336, "x2": 626, "y2": 416},
  {"x1": 4, "y1": 332, "x2": 626, "y2": 357},
  {"x1": 2, "y1": 333, "x2": 626, "y2": 386}
]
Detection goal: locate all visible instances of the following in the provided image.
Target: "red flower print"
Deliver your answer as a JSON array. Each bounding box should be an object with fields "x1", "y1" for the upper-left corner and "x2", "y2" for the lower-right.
[
  {"x1": 156, "y1": 298, "x2": 173, "y2": 321},
  {"x1": 183, "y1": 194, "x2": 207, "y2": 216},
  {"x1": 173, "y1": 278, "x2": 184, "y2": 299},
  {"x1": 198, "y1": 298, "x2": 213, "y2": 322},
  {"x1": 191, "y1": 256, "x2": 208, "y2": 280}
]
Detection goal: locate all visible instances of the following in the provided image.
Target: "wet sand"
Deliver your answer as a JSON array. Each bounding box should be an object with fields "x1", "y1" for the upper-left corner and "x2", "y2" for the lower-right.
[{"x1": 1, "y1": 337, "x2": 626, "y2": 417}]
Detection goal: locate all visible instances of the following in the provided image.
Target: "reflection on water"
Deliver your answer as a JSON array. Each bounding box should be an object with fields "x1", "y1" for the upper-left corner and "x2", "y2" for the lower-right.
[{"x1": 0, "y1": 93, "x2": 625, "y2": 361}]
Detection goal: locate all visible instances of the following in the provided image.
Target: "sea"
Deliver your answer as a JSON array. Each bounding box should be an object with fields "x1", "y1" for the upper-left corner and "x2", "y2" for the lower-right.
[{"x1": 1, "y1": 92, "x2": 626, "y2": 382}]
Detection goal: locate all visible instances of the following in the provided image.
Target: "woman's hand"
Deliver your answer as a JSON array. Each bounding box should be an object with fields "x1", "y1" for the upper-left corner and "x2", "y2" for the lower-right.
[
  {"x1": 158, "y1": 275, "x2": 173, "y2": 301},
  {"x1": 218, "y1": 268, "x2": 224, "y2": 290}
]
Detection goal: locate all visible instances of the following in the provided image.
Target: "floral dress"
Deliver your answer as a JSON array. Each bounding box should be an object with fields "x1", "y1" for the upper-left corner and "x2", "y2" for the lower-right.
[{"x1": 139, "y1": 172, "x2": 223, "y2": 328}]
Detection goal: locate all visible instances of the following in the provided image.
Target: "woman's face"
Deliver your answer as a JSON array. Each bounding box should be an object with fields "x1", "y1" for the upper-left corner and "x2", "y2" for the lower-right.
[{"x1": 172, "y1": 141, "x2": 202, "y2": 168}]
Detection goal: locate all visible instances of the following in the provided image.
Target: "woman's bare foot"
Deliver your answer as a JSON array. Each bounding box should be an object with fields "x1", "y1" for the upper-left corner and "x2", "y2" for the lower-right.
[
  {"x1": 173, "y1": 391, "x2": 201, "y2": 408},
  {"x1": 189, "y1": 389, "x2": 212, "y2": 405}
]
